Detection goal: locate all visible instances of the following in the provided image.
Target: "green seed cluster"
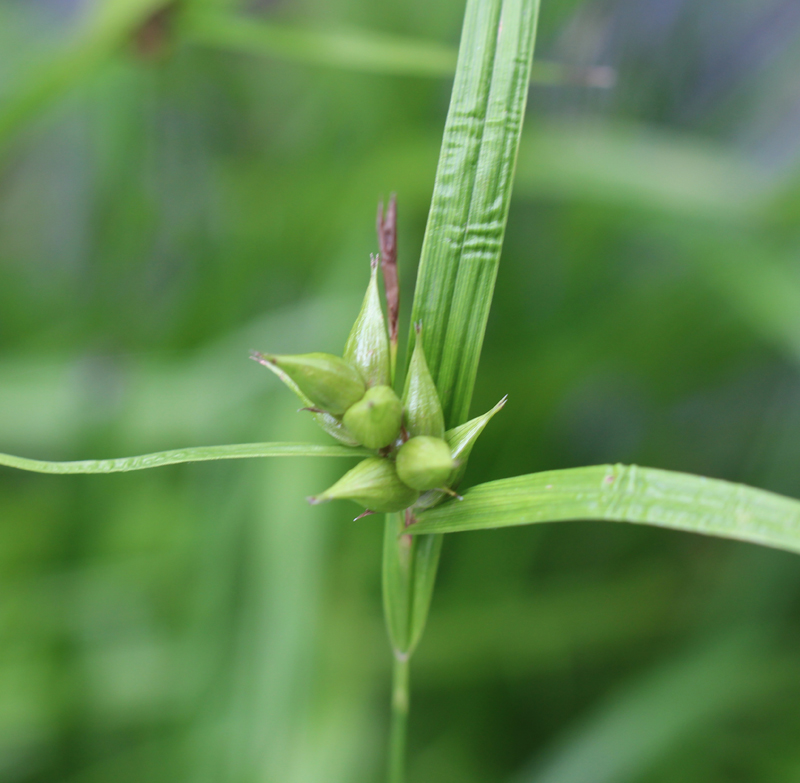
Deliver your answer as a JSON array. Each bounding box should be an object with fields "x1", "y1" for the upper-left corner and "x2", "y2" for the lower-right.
[{"x1": 255, "y1": 259, "x2": 502, "y2": 515}]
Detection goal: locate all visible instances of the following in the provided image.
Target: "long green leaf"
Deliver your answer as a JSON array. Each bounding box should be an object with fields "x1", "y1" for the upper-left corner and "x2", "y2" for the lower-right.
[
  {"x1": 410, "y1": 464, "x2": 800, "y2": 555},
  {"x1": 410, "y1": 0, "x2": 540, "y2": 427},
  {"x1": 184, "y1": 12, "x2": 457, "y2": 78},
  {"x1": 515, "y1": 121, "x2": 766, "y2": 223},
  {"x1": 0, "y1": 442, "x2": 368, "y2": 475},
  {"x1": 185, "y1": 11, "x2": 590, "y2": 85},
  {"x1": 382, "y1": 0, "x2": 540, "y2": 691}
]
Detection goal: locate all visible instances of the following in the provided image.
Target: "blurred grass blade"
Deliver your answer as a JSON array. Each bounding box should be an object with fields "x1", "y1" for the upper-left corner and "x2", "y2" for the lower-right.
[
  {"x1": 515, "y1": 121, "x2": 767, "y2": 223},
  {"x1": 0, "y1": 0, "x2": 167, "y2": 147},
  {"x1": 0, "y1": 442, "x2": 368, "y2": 474},
  {"x1": 184, "y1": 12, "x2": 457, "y2": 77},
  {"x1": 384, "y1": 0, "x2": 540, "y2": 677},
  {"x1": 411, "y1": 0, "x2": 540, "y2": 428},
  {"x1": 513, "y1": 631, "x2": 778, "y2": 783},
  {"x1": 0, "y1": 2, "x2": 598, "y2": 150},
  {"x1": 184, "y1": 11, "x2": 585, "y2": 85},
  {"x1": 410, "y1": 464, "x2": 800, "y2": 555}
]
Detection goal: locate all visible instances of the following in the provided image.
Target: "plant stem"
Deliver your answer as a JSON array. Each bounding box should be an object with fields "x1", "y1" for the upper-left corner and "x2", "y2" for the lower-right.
[{"x1": 388, "y1": 652, "x2": 410, "y2": 783}]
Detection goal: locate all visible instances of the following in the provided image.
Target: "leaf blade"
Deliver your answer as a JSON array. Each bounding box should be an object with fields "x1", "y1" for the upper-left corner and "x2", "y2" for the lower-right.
[
  {"x1": 382, "y1": 513, "x2": 414, "y2": 654},
  {"x1": 0, "y1": 442, "x2": 369, "y2": 475},
  {"x1": 411, "y1": 464, "x2": 800, "y2": 555},
  {"x1": 410, "y1": 0, "x2": 540, "y2": 427},
  {"x1": 382, "y1": 0, "x2": 541, "y2": 662},
  {"x1": 184, "y1": 12, "x2": 458, "y2": 78},
  {"x1": 184, "y1": 10, "x2": 582, "y2": 85}
]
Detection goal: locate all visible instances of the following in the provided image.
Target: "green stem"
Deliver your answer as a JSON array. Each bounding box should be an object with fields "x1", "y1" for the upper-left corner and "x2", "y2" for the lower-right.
[{"x1": 388, "y1": 652, "x2": 410, "y2": 783}]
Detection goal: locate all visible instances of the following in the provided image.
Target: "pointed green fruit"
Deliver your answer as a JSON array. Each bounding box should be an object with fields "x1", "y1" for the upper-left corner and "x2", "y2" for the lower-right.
[
  {"x1": 309, "y1": 457, "x2": 419, "y2": 513},
  {"x1": 402, "y1": 326, "x2": 445, "y2": 439},
  {"x1": 343, "y1": 256, "x2": 391, "y2": 387},
  {"x1": 251, "y1": 352, "x2": 359, "y2": 445},
  {"x1": 343, "y1": 385, "x2": 403, "y2": 449},
  {"x1": 262, "y1": 352, "x2": 365, "y2": 416},
  {"x1": 395, "y1": 436, "x2": 455, "y2": 492},
  {"x1": 447, "y1": 395, "x2": 507, "y2": 471}
]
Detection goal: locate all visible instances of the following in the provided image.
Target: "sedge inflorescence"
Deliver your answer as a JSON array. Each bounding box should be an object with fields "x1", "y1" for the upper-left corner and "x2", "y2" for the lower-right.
[{"x1": 253, "y1": 255, "x2": 504, "y2": 516}]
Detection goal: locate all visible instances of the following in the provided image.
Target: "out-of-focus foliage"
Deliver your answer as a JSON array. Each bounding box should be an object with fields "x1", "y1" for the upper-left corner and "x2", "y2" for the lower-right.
[{"x1": 1, "y1": 1, "x2": 800, "y2": 782}]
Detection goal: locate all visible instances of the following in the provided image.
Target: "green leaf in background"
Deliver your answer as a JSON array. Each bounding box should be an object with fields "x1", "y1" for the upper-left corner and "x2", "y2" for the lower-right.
[
  {"x1": 512, "y1": 630, "x2": 781, "y2": 783},
  {"x1": 0, "y1": 442, "x2": 368, "y2": 475},
  {"x1": 0, "y1": 1, "x2": 603, "y2": 156},
  {"x1": 410, "y1": 464, "x2": 800, "y2": 555},
  {"x1": 184, "y1": 11, "x2": 597, "y2": 85},
  {"x1": 0, "y1": 0, "x2": 167, "y2": 147},
  {"x1": 183, "y1": 11, "x2": 458, "y2": 78},
  {"x1": 515, "y1": 121, "x2": 768, "y2": 224}
]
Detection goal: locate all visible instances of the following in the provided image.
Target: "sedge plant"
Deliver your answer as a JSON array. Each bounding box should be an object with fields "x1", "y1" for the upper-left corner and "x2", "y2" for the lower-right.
[{"x1": 3, "y1": 1, "x2": 800, "y2": 781}]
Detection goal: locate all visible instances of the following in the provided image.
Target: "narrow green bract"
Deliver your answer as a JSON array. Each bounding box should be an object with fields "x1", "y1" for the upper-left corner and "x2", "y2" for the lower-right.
[{"x1": 409, "y1": 0, "x2": 541, "y2": 427}]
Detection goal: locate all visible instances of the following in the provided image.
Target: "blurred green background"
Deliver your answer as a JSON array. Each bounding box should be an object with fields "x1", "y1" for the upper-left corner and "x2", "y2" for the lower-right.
[{"x1": 2, "y1": 0, "x2": 800, "y2": 781}]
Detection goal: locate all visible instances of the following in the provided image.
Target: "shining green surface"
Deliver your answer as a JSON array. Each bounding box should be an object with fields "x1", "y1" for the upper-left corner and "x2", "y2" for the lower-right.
[
  {"x1": 0, "y1": 442, "x2": 367, "y2": 474},
  {"x1": 411, "y1": 465, "x2": 800, "y2": 554}
]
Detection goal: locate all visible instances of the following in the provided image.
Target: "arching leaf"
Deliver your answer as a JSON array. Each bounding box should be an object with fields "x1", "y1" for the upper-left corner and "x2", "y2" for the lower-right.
[{"x1": 411, "y1": 464, "x2": 800, "y2": 555}]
